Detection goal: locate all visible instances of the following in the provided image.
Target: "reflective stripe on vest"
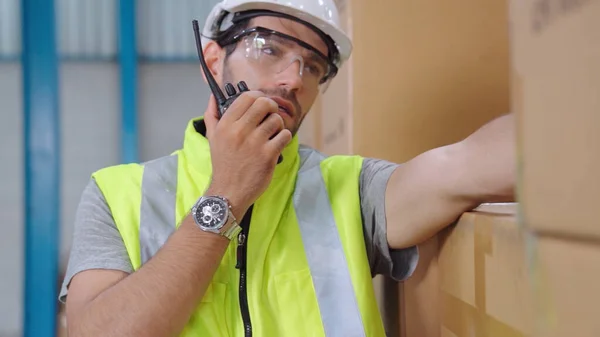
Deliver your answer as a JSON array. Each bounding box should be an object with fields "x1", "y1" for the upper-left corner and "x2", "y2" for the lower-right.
[
  {"x1": 140, "y1": 154, "x2": 178, "y2": 262},
  {"x1": 294, "y1": 148, "x2": 366, "y2": 337},
  {"x1": 138, "y1": 150, "x2": 366, "y2": 336}
]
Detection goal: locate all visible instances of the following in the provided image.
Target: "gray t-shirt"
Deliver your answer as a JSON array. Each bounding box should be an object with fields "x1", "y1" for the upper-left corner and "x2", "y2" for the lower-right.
[{"x1": 59, "y1": 157, "x2": 419, "y2": 302}]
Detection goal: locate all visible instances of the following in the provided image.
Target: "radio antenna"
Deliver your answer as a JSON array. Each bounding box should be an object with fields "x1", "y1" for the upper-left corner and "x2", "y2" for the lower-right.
[{"x1": 192, "y1": 20, "x2": 227, "y2": 107}]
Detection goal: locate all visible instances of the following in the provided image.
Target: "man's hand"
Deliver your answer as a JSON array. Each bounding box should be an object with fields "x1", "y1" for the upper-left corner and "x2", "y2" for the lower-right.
[
  {"x1": 385, "y1": 113, "x2": 515, "y2": 249},
  {"x1": 204, "y1": 92, "x2": 292, "y2": 217}
]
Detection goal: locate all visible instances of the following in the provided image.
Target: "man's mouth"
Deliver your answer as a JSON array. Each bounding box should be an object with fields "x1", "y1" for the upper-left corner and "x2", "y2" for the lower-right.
[
  {"x1": 270, "y1": 97, "x2": 295, "y2": 117},
  {"x1": 278, "y1": 105, "x2": 290, "y2": 115}
]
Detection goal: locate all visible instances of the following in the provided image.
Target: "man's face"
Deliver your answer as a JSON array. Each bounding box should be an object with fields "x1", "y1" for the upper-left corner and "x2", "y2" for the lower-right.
[{"x1": 219, "y1": 16, "x2": 330, "y2": 136}]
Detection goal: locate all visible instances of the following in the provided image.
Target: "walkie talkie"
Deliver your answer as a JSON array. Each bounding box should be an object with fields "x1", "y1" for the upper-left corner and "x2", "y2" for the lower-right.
[
  {"x1": 192, "y1": 20, "x2": 283, "y2": 163},
  {"x1": 192, "y1": 20, "x2": 248, "y2": 117}
]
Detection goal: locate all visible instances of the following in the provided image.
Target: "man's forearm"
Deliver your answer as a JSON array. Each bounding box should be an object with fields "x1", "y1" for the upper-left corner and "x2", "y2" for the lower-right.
[
  {"x1": 458, "y1": 113, "x2": 516, "y2": 201},
  {"x1": 69, "y1": 215, "x2": 230, "y2": 337},
  {"x1": 386, "y1": 113, "x2": 515, "y2": 249}
]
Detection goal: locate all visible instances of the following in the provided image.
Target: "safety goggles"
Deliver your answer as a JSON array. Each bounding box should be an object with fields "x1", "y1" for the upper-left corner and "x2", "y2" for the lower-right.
[{"x1": 220, "y1": 26, "x2": 339, "y2": 91}]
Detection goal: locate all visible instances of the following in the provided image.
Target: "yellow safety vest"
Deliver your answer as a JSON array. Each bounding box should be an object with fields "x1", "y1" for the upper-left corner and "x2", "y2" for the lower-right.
[{"x1": 93, "y1": 118, "x2": 386, "y2": 336}]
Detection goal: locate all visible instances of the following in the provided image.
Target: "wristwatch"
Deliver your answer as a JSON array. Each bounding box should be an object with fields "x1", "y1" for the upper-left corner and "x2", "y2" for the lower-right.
[{"x1": 191, "y1": 196, "x2": 241, "y2": 240}]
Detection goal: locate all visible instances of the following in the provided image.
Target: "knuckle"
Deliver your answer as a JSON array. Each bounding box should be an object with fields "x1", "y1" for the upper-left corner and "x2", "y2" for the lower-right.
[
  {"x1": 257, "y1": 97, "x2": 278, "y2": 111},
  {"x1": 237, "y1": 91, "x2": 261, "y2": 107},
  {"x1": 278, "y1": 130, "x2": 292, "y2": 146},
  {"x1": 269, "y1": 99, "x2": 279, "y2": 112},
  {"x1": 243, "y1": 90, "x2": 263, "y2": 99},
  {"x1": 275, "y1": 114, "x2": 284, "y2": 128},
  {"x1": 256, "y1": 120, "x2": 273, "y2": 138},
  {"x1": 255, "y1": 96, "x2": 272, "y2": 109},
  {"x1": 259, "y1": 123, "x2": 274, "y2": 137},
  {"x1": 268, "y1": 114, "x2": 283, "y2": 132},
  {"x1": 244, "y1": 91, "x2": 264, "y2": 102}
]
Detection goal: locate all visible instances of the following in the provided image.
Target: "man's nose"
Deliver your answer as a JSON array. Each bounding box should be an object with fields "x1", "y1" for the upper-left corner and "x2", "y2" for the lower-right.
[{"x1": 276, "y1": 57, "x2": 304, "y2": 91}]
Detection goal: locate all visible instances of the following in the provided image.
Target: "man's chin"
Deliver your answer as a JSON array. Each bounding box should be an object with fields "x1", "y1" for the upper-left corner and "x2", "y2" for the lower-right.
[{"x1": 281, "y1": 127, "x2": 298, "y2": 138}]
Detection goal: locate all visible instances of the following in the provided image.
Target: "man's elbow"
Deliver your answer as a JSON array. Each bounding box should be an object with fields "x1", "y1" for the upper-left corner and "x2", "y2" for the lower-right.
[
  {"x1": 387, "y1": 219, "x2": 442, "y2": 250},
  {"x1": 448, "y1": 137, "x2": 516, "y2": 204}
]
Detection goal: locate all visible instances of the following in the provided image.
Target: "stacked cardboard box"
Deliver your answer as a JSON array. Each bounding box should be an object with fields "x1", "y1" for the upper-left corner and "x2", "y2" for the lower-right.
[
  {"x1": 512, "y1": 0, "x2": 600, "y2": 336},
  {"x1": 399, "y1": 1, "x2": 600, "y2": 336},
  {"x1": 399, "y1": 204, "x2": 535, "y2": 337}
]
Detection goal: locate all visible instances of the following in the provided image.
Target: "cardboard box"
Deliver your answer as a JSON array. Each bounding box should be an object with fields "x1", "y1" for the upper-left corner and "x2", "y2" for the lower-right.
[
  {"x1": 348, "y1": 0, "x2": 510, "y2": 163},
  {"x1": 314, "y1": 0, "x2": 353, "y2": 156},
  {"x1": 529, "y1": 236, "x2": 600, "y2": 337},
  {"x1": 311, "y1": 0, "x2": 511, "y2": 160},
  {"x1": 511, "y1": 0, "x2": 600, "y2": 240},
  {"x1": 401, "y1": 204, "x2": 534, "y2": 337},
  {"x1": 399, "y1": 235, "x2": 441, "y2": 337}
]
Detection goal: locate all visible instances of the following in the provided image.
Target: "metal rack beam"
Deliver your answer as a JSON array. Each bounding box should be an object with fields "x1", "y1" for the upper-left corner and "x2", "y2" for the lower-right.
[
  {"x1": 21, "y1": 0, "x2": 61, "y2": 335},
  {"x1": 118, "y1": 0, "x2": 139, "y2": 163}
]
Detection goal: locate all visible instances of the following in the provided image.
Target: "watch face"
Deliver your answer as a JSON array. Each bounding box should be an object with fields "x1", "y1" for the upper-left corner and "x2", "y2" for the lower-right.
[{"x1": 195, "y1": 197, "x2": 227, "y2": 229}]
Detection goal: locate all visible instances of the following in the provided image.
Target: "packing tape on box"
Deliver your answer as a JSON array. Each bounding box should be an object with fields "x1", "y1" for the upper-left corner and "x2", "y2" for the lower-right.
[{"x1": 440, "y1": 215, "x2": 527, "y2": 337}]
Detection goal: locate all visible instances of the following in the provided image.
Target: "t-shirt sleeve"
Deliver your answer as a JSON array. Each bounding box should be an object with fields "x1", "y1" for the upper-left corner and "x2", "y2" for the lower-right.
[
  {"x1": 59, "y1": 178, "x2": 134, "y2": 303},
  {"x1": 359, "y1": 158, "x2": 419, "y2": 282}
]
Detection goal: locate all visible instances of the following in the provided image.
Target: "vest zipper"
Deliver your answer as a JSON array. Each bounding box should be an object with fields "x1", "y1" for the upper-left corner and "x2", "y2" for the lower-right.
[{"x1": 236, "y1": 207, "x2": 253, "y2": 337}]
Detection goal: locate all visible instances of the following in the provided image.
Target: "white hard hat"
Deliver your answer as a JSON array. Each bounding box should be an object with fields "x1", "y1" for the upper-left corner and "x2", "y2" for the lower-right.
[{"x1": 201, "y1": 0, "x2": 352, "y2": 68}]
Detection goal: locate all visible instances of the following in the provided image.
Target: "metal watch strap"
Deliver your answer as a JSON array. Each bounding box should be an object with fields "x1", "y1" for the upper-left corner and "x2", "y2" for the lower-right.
[{"x1": 221, "y1": 211, "x2": 242, "y2": 240}]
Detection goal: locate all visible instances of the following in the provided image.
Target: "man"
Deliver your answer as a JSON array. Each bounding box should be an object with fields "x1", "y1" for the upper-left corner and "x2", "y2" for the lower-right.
[{"x1": 60, "y1": 0, "x2": 515, "y2": 336}]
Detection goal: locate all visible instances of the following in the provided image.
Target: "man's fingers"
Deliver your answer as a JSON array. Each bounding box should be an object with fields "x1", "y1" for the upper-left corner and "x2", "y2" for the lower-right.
[
  {"x1": 220, "y1": 90, "x2": 265, "y2": 124},
  {"x1": 267, "y1": 128, "x2": 292, "y2": 156},
  {"x1": 255, "y1": 112, "x2": 285, "y2": 139},
  {"x1": 204, "y1": 95, "x2": 219, "y2": 138},
  {"x1": 241, "y1": 97, "x2": 279, "y2": 127}
]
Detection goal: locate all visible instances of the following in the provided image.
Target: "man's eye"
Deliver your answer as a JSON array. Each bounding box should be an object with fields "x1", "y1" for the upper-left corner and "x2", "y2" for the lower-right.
[
  {"x1": 305, "y1": 63, "x2": 323, "y2": 76},
  {"x1": 261, "y1": 45, "x2": 278, "y2": 56}
]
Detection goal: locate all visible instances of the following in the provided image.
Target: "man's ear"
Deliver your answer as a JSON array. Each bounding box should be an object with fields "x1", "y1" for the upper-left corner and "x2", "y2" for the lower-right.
[{"x1": 201, "y1": 41, "x2": 223, "y2": 83}]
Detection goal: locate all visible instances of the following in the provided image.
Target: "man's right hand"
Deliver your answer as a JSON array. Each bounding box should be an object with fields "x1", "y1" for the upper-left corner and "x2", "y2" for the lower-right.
[{"x1": 203, "y1": 91, "x2": 292, "y2": 218}]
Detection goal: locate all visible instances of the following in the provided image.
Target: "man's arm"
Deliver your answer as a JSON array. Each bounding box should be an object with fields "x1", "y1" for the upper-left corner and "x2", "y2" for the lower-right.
[
  {"x1": 66, "y1": 185, "x2": 233, "y2": 337},
  {"x1": 385, "y1": 113, "x2": 515, "y2": 249},
  {"x1": 67, "y1": 91, "x2": 291, "y2": 337}
]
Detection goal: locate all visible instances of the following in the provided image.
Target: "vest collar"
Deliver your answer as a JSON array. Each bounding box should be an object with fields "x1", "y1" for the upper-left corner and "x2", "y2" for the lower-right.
[{"x1": 182, "y1": 117, "x2": 300, "y2": 179}]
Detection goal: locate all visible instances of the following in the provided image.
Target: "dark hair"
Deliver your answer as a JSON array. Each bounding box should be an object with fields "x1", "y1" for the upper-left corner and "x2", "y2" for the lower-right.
[{"x1": 214, "y1": 18, "x2": 252, "y2": 58}]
